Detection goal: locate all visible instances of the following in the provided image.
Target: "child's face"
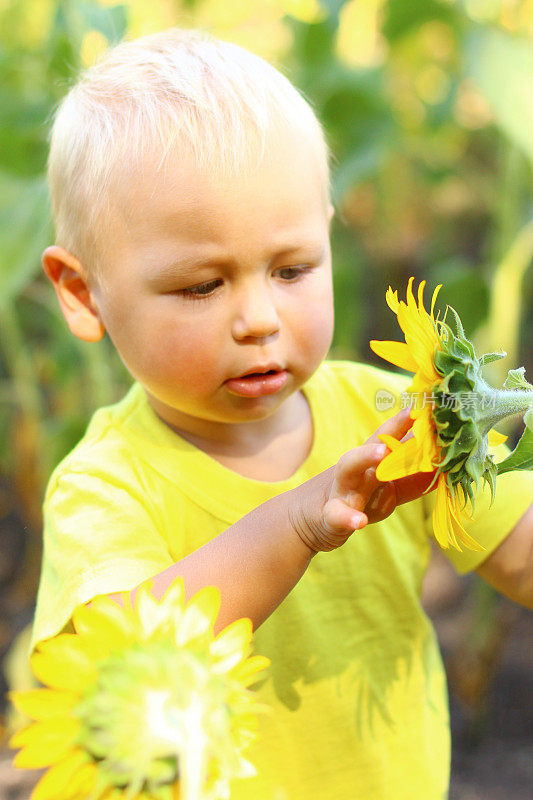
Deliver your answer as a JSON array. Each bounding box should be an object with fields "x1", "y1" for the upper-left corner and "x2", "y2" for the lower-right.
[{"x1": 91, "y1": 129, "x2": 335, "y2": 438}]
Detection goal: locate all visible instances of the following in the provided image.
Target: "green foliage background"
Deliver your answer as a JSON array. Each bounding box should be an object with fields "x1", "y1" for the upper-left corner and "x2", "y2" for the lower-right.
[{"x1": 0, "y1": 0, "x2": 532, "y2": 739}]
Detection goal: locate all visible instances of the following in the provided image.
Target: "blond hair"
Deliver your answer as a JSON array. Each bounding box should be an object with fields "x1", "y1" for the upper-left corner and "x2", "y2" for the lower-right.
[{"x1": 47, "y1": 27, "x2": 334, "y2": 280}]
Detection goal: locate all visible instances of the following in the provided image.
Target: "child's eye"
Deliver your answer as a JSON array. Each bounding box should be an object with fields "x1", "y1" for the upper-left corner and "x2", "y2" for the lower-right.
[
  {"x1": 179, "y1": 279, "x2": 223, "y2": 300},
  {"x1": 177, "y1": 266, "x2": 311, "y2": 301},
  {"x1": 278, "y1": 266, "x2": 310, "y2": 281}
]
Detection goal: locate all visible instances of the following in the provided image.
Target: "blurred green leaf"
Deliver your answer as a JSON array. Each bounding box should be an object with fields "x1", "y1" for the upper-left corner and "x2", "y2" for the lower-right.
[
  {"x1": 475, "y1": 220, "x2": 533, "y2": 386},
  {"x1": 78, "y1": 2, "x2": 128, "y2": 44},
  {"x1": 428, "y1": 260, "x2": 490, "y2": 335},
  {"x1": 285, "y1": 17, "x2": 337, "y2": 65},
  {"x1": 45, "y1": 2, "x2": 83, "y2": 80},
  {"x1": 332, "y1": 143, "x2": 383, "y2": 204},
  {"x1": 318, "y1": 0, "x2": 350, "y2": 25},
  {"x1": 0, "y1": 91, "x2": 50, "y2": 176},
  {"x1": 382, "y1": 0, "x2": 458, "y2": 41},
  {"x1": 0, "y1": 173, "x2": 51, "y2": 306},
  {"x1": 465, "y1": 27, "x2": 533, "y2": 165}
]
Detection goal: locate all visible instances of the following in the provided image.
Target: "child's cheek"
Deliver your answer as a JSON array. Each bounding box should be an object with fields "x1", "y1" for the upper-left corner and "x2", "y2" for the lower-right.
[
  {"x1": 301, "y1": 307, "x2": 334, "y2": 363},
  {"x1": 141, "y1": 315, "x2": 222, "y2": 387},
  {"x1": 295, "y1": 278, "x2": 334, "y2": 350}
]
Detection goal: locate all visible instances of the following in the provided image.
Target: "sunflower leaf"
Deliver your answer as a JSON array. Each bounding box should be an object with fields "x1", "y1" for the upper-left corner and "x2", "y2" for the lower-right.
[
  {"x1": 503, "y1": 367, "x2": 533, "y2": 392},
  {"x1": 479, "y1": 351, "x2": 506, "y2": 367},
  {"x1": 496, "y1": 422, "x2": 533, "y2": 474}
]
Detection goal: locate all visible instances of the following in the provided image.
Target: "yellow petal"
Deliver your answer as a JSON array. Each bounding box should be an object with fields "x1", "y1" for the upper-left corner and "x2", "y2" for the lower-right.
[
  {"x1": 397, "y1": 324, "x2": 434, "y2": 374},
  {"x1": 417, "y1": 279, "x2": 427, "y2": 310},
  {"x1": 460, "y1": 532, "x2": 485, "y2": 552},
  {"x1": 9, "y1": 689, "x2": 78, "y2": 721},
  {"x1": 30, "y1": 750, "x2": 88, "y2": 800},
  {"x1": 445, "y1": 517, "x2": 461, "y2": 551},
  {"x1": 230, "y1": 655, "x2": 271, "y2": 687},
  {"x1": 432, "y1": 477, "x2": 485, "y2": 552},
  {"x1": 448, "y1": 493, "x2": 485, "y2": 551},
  {"x1": 375, "y1": 278, "x2": 442, "y2": 387},
  {"x1": 432, "y1": 475, "x2": 451, "y2": 549},
  {"x1": 416, "y1": 279, "x2": 437, "y2": 328},
  {"x1": 10, "y1": 716, "x2": 79, "y2": 750},
  {"x1": 376, "y1": 436, "x2": 433, "y2": 481},
  {"x1": 30, "y1": 636, "x2": 97, "y2": 692},
  {"x1": 369, "y1": 339, "x2": 419, "y2": 373},
  {"x1": 430, "y1": 284, "x2": 442, "y2": 319},
  {"x1": 377, "y1": 433, "x2": 403, "y2": 452},
  {"x1": 188, "y1": 585, "x2": 221, "y2": 630},
  {"x1": 12, "y1": 718, "x2": 80, "y2": 769},
  {"x1": 175, "y1": 600, "x2": 214, "y2": 648},
  {"x1": 412, "y1": 406, "x2": 441, "y2": 470},
  {"x1": 210, "y1": 618, "x2": 253, "y2": 673},
  {"x1": 386, "y1": 286, "x2": 400, "y2": 313},
  {"x1": 454, "y1": 483, "x2": 474, "y2": 519},
  {"x1": 71, "y1": 597, "x2": 136, "y2": 651},
  {"x1": 135, "y1": 586, "x2": 176, "y2": 641},
  {"x1": 60, "y1": 762, "x2": 97, "y2": 797},
  {"x1": 398, "y1": 306, "x2": 439, "y2": 379},
  {"x1": 171, "y1": 585, "x2": 220, "y2": 648},
  {"x1": 408, "y1": 372, "x2": 438, "y2": 400},
  {"x1": 159, "y1": 576, "x2": 186, "y2": 609},
  {"x1": 406, "y1": 275, "x2": 416, "y2": 305},
  {"x1": 487, "y1": 428, "x2": 508, "y2": 447},
  {"x1": 399, "y1": 279, "x2": 439, "y2": 348}
]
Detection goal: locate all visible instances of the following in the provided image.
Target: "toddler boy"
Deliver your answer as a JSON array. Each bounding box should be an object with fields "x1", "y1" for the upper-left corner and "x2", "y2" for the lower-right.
[{"x1": 33, "y1": 27, "x2": 532, "y2": 800}]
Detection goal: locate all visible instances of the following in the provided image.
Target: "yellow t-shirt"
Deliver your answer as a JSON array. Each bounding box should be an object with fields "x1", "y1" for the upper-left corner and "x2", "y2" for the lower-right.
[{"x1": 32, "y1": 359, "x2": 532, "y2": 800}]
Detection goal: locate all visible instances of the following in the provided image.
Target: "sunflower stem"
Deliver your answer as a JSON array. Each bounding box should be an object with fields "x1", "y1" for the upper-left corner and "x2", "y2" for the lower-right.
[
  {"x1": 180, "y1": 700, "x2": 208, "y2": 800},
  {"x1": 477, "y1": 386, "x2": 533, "y2": 434}
]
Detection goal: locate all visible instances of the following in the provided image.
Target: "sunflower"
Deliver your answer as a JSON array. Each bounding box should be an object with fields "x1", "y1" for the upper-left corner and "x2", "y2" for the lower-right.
[
  {"x1": 370, "y1": 277, "x2": 533, "y2": 551},
  {"x1": 9, "y1": 579, "x2": 270, "y2": 800}
]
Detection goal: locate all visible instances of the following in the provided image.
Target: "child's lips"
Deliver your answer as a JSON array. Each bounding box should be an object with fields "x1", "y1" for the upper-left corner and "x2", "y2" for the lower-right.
[{"x1": 224, "y1": 369, "x2": 288, "y2": 397}]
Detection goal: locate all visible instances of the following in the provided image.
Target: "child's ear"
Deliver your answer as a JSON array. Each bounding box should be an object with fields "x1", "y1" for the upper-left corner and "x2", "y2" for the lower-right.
[{"x1": 42, "y1": 245, "x2": 105, "y2": 342}]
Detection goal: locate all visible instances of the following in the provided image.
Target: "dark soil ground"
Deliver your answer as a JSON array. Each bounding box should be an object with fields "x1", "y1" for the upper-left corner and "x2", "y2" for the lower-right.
[
  {"x1": 425, "y1": 551, "x2": 533, "y2": 800},
  {"x1": 1, "y1": 548, "x2": 531, "y2": 800}
]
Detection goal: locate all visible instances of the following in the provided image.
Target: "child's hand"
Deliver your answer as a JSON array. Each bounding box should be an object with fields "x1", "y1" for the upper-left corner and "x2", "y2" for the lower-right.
[{"x1": 292, "y1": 409, "x2": 436, "y2": 553}]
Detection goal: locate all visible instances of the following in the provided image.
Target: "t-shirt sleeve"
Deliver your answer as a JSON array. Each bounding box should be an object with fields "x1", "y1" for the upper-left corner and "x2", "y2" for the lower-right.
[
  {"x1": 421, "y1": 441, "x2": 533, "y2": 575},
  {"x1": 31, "y1": 467, "x2": 175, "y2": 650}
]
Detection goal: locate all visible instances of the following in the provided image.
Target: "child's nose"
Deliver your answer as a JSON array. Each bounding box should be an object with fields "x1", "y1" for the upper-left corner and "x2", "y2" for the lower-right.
[{"x1": 231, "y1": 283, "x2": 281, "y2": 341}]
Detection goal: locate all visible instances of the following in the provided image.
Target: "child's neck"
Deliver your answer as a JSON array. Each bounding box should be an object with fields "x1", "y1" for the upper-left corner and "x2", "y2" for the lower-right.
[{"x1": 151, "y1": 390, "x2": 313, "y2": 481}]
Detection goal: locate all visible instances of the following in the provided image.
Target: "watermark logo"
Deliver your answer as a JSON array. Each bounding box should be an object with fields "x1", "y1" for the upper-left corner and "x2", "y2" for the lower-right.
[
  {"x1": 374, "y1": 388, "x2": 497, "y2": 412},
  {"x1": 399, "y1": 390, "x2": 497, "y2": 411},
  {"x1": 375, "y1": 389, "x2": 395, "y2": 411}
]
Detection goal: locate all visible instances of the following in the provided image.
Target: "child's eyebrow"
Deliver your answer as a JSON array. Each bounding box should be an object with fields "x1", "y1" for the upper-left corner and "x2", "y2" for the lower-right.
[{"x1": 148, "y1": 241, "x2": 327, "y2": 280}]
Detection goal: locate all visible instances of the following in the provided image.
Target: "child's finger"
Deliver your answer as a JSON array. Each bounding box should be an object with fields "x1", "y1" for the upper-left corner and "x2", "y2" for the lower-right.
[
  {"x1": 334, "y1": 444, "x2": 387, "y2": 495},
  {"x1": 394, "y1": 470, "x2": 438, "y2": 505},
  {"x1": 341, "y1": 464, "x2": 380, "y2": 514},
  {"x1": 364, "y1": 482, "x2": 398, "y2": 522},
  {"x1": 365, "y1": 408, "x2": 413, "y2": 447},
  {"x1": 399, "y1": 430, "x2": 414, "y2": 444},
  {"x1": 323, "y1": 497, "x2": 369, "y2": 537}
]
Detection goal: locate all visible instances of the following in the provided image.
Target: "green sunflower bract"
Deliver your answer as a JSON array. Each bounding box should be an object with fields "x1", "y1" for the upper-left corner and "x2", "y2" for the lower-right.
[{"x1": 9, "y1": 579, "x2": 270, "y2": 800}]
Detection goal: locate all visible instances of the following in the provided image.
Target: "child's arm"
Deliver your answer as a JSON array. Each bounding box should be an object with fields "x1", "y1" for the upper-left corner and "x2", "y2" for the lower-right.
[
  {"x1": 475, "y1": 502, "x2": 533, "y2": 610},
  {"x1": 112, "y1": 408, "x2": 433, "y2": 632}
]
